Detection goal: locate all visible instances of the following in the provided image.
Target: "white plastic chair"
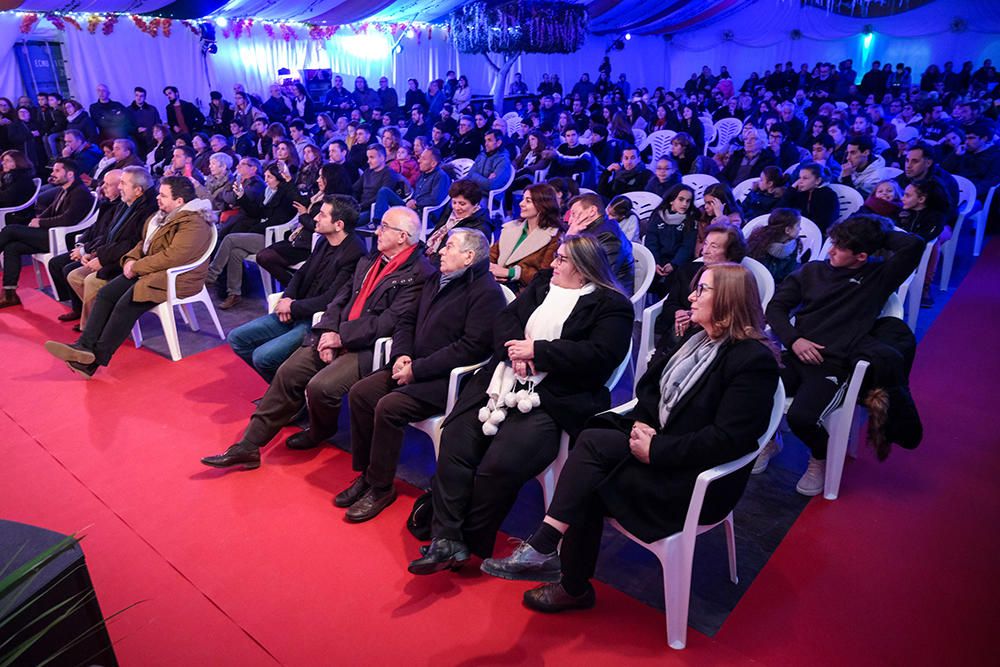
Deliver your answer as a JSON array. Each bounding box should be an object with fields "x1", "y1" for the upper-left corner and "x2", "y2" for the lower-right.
[
  {"x1": 609, "y1": 380, "x2": 786, "y2": 650},
  {"x1": 130, "y1": 225, "x2": 225, "y2": 362},
  {"x1": 631, "y1": 243, "x2": 656, "y2": 321},
  {"x1": 732, "y1": 178, "x2": 758, "y2": 204},
  {"x1": 536, "y1": 340, "x2": 632, "y2": 508},
  {"x1": 578, "y1": 188, "x2": 597, "y2": 196},
  {"x1": 827, "y1": 183, "x2": 864, "y2": 224},
  {"x1": 681, "y1": 174, "x2": 719, "y2": 207},
  {"x1": 0, "y1": 178, "x2": 41, "y2": 234},
  {"x1": 742, "y1": 215, "x2": 822, "y2": 261},
  {"x1": 873, "y1": 137, "x2": 891, "y2": 156},
  {"x1": 971, "y1": 184, "x2": 995, "y2": 257},
  {"x1": 487, "y1": 169, "x2": 516, "y2": 222},
  {"x1": 247, "y1": 215, "x2": 299, "y2": 298},
  {"x1": 704, "y1": 118, "x2": 743, "y2": 156},
  {"x1": 623, "y1": 191, "x2": 662, "y2": 225},
  {"x1": 420, "y1": 195, "x2": 451, "y2": 242},
  {"x1": 940, "y1": 175, "x2": 976, "y2": 291},
  {"x1": 449, "y1": 158, "x2": 475, "y2": 180},
  {"x1": 632, "y1": 128, "x2": 647, "y2": 149},
  {"x1": 903, "y1": 240, "x2": 935, "y2": 331},
  {"x1": 783, "y1": 162, "x2": 799, "y2": 177},
  {"x1": 31, "y1": 195, "x2": 99, "y2": 292},
  {"x1": 531, "y1": 165, "x2": 551, "y2": 184},
  {"x1": 635, "y1": 295, "x2": 666, "y2": 390},
  {"x1": 875, "y1": 166, "x2": 902, "y2": 181},
  {"x1": 641, "y1": 130, "x2": 676, "y2": 162},
  {"x1": 502, "y1": 112, "x2": 521, "y2": 139},
  {"x1": 699, "y1": 117, "x2": 714, "y2": 150},
  {"x1": 740, "y1": 257, "x2": 774, "y2": 309}
]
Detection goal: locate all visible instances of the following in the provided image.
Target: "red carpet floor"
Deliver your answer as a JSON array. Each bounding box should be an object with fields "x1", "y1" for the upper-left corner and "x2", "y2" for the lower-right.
[{"x1": 1, "y1": 243, "x2": 998, "y2": 665}]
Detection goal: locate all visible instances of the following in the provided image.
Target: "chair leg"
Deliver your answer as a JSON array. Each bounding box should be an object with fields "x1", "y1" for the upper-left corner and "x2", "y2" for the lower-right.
[
  {"x1": 131, "y1": 321, "x2": 143, "y2": 349},
  {"x1": 973, "y1": 213, "x2": 985, "y2": 257},
  {"x1": 939, "y1": 239, "x2": 956, "y2": 292},
  {"x1": 661, "y1": 538, "x2": 693, "y2": 650},
  {"x1": 202, "y1": 295, "x2": 225, "y2": 340},
  {"x1": 259, "y1": 264, "x2": 273, "y2": 298},
  {"x1": 722, "y1": 515, "x2": 738, "y2": 585},
  {"x1": 183, "y1": 303, "x2": 201, "y2": 332},
  {"x1": 823, "y1": 410, "x2": 850, "y2": 501},
  {"x1": 158, "y1": 304, "x2": 183, "y2": 362},
  {"x1": 905, "y1": 268, "x2": 922, "y2": 331}
]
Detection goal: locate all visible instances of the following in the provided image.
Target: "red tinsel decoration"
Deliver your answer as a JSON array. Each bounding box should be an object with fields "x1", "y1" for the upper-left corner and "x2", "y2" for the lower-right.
[
  {"x1": 263, "y1": 23, "x2": 275, "y2": 39},
  {"x1": 19, "y1": 13, "x2": 39, "y2": 33},
  {"x1": 103, "y1": 15, "x2": 118, "y2": 35},
  {"x1": 162, "y1": 18, "x2": 172, "y2": 37},
  {"x1": 45, "y1": 14, "x2": 66, "y2": 31},
  {"x1": 279, "y1": 24, "x2": 297, "y2": 41},
  {"x1": 180, "y1": 20, "x2": 200, "y2": 35},
  {"x1": 63, "y1": 16, "x2": 82, "y2": 31}
]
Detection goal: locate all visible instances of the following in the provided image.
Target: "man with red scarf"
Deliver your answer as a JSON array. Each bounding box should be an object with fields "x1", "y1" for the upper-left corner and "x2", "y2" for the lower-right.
[{"x1": 202, "y1": 206, "x2": 433, "y2": 470}]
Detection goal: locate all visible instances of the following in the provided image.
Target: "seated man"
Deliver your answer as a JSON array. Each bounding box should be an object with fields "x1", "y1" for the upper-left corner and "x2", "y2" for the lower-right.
[
  {"x1": 543, "y1": 127, "x2": 594, "y2": 182},
  {"x1": 42, "y1": 176, "x2": 215, "y2": 377},
  {"x1": 721, "y1": 130, "x2": 776, "y2": 186},
  {"x1": 373, "y1": 147, "x2": 451, "y2": 228},
  {"x1": 218, "y1": 157, "x2": 266, "y2": 237},
  {"x1": 839, "y1": 134, "x2": 885, "y2": 197},
  {"x1": 48, "y1": 169, "x2": 124, "y2": 323},
  {"x1": 163, "y1": 145, "x2": 206, "y2": 185},
  {"x1": 954, "y1": 120, "x2": 1000, "y2": 204},
  {"x1": 200, "y1": 206, "x2": 434, "y2": 470},
  {"x1": 808, "y1": 133, "x2": 842, "y2": 180},
  {"x1": 0, "y1": 158, "x2": 95, "y2": 309},
  {"x1": 337, "y1": 228, "x2": 506, "y2": 521},
  {"x1": 451, "y1": 115, "x2": 482, "y2": 161},
  {"x1": 66, "y1": 166, "x2": 159, "y2": 328},
  {"x1": 355, "y1": 144, "x2": 411, "y2": 228},
  {"x1": 465, "y1": 129, "x2": 514, "y2": 195},
  {"x1": 762, "y1": 216, "x2": 924, "y2": 495},
  {"x1": 597, "y1": 147, "x2": 651, "y2": 200},
  {"x1": 227, "y1": 195, "x2": 366, "y2": 382},
  {"x1": 90, "y1": 138, "x2": 143, "y2": 186},
  {"x1": 565, "y1": 193, "x2": 635, "y2": 294}
]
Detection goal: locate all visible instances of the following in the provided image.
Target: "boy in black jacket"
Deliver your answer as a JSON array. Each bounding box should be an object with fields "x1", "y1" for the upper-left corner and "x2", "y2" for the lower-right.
[{"x1": 762, "y1": 215, "x2": 924, "y2": 495}]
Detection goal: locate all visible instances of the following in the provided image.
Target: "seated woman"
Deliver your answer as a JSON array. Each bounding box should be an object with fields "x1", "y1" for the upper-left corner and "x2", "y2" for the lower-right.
[
  {"x1": 191, "y1": 132, "x2": 213, "y2": 176},
  {"x1": 605, "y1": 195, "x2": 640, "y2": 242},
  {"x1": 200, "y1": 152, "x2": 234, "y2": 212},
  {"x1": 860, "y1": 179, "x2": 902, "y2": 223},
  {"x1": 489, "y1": 183, "x2": 563, "y2": 292},
  {"x1": 0, "y1": 150, "x2": 37, "y2": 226},
  {"x1": 695, "y1": 183, "x2": 743, "y2": 256},
  {"x1": 408, "y1": 234, "x2": 634, "y2": 574},
  {"x1": 740, "y1": 165, "x2": 787, "y2": 220},
  {"x1": 294, "y1": 143, "x2": 323, "y2": 197},
  {"x1": 746, "y1": 207, "x2": 803, "y2": 284},
  {"x1": 512, "y1": 130, "x2": 552, "y2": 191},
  {"x1": 777, "y1": 162, "x2": 839, "y2": 234},
  {"x1": 654, "y1": 222, "x2": 747, "y2": 349},
  {"x1": 256, "y1": 164, "x2": 350, "y2": 287},
  {"x1": 477, "y1": 263, "x2": 779, "y2": 612},
  {"x1": 645, "y1": 184, "x2": 698, "y2": 299},
  {"x1": 424, "y1": 180, "x2": 492, "y2": 265},
  {"x1": 898, "y1": 179, "x2": 950, "y2": 307}
]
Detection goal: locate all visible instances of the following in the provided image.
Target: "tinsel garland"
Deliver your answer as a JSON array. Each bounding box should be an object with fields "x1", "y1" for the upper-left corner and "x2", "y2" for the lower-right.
[{"x1": 450, "y1": 1, "x2": 588, "y2": 55}]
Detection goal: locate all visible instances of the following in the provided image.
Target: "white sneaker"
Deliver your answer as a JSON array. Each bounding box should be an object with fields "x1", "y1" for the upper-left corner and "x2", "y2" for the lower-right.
[
  {"x1": 751, "y1": 437, "x2": 782, "y2": 475},
  {"x1": 795, "y1": 457, "x2": 826, "y2": 496}
]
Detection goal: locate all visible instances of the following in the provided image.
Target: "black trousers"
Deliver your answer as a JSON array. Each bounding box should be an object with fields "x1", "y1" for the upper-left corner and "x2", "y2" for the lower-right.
[
  {"x1": 256, "y1": 242, "x2": 310, "y2": 287},
  {"x1": 77, "y1": 274, "x2": 157, "y2": 367},
  {"x1": 780, "y1": 353, "x2": 848, "y2": 460},
  {"x1": 48, "y1": 252, "x2": 82, "y2": 306},
  {"x1": 431, "y1": 406, "x2": 560, "y2": 558},
  {"x1": 348, "y1": 369, "x2": 439, "y2": 490},
  {"x1": 0, "y1": 225, "x2": 49, "y2": 288},
  {"x1": 545, "y1": 428, "x2": 631, "y2": 592}
]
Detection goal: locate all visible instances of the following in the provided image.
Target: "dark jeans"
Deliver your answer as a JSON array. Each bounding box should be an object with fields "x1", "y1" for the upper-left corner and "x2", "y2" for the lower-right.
[
  {"x1": 255, "y1": 242, "x2": 310, "y2": 287},
  {"x1": 780, "y1": 353, "x2": 849, "y2": 460},
  {"x1": 348, "y1": 370, "x2": 439, "y2": 490},
  {"x1": 48, "y1": 252, "x2": 82, "y2": 307},
  {"x1": 77, "y1": 274, "x2": 157, "y2": 367},
  {"x1": 431, "y1": 406, "x2": 560, "y2": 558},
  {"x1": 0, "y1": 225, "x2": 49, "y2": 288}
]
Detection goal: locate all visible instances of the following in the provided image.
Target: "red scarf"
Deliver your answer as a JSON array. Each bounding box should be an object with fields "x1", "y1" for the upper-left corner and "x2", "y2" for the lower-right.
[{"x1": 347, "y1": 245, "x2": 417, "y2": 321}]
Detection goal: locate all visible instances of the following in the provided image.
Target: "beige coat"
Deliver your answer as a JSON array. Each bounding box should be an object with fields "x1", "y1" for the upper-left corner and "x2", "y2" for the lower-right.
[
  {"x1": 122, "y1": 199, "x2": 214, "y2": 304},
  {"x1": 489, "y1": 219, "x2": 561, "y2": 289}
]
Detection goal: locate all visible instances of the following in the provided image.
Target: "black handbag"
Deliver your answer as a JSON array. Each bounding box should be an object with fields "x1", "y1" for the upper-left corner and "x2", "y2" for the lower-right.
[{"x1": 406, "y1": 491, "x2": 433, "y2": 541}]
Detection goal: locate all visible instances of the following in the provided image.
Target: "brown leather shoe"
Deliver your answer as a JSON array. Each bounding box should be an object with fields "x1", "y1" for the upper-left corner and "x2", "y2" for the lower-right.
[
  {"x1": 523, "y1": 582, "x2": 596, "y2": 613},
  {"x1": 57, "y1": 310, "x2": 81, "y2": 322},
  {"x1": 0, "y1": 290, "x2": 21, "y2": 309},
  {"x1": 219, "y1": 294, "x2": 242, "y2": 310}
]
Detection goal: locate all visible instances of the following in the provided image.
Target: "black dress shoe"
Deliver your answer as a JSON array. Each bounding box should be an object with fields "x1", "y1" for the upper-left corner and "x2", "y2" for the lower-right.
[
  {"x1": 408, "y1": 538, "x2": 470, "y2": 575},
  {"x1": 481, "y1": 542, "x2": 561, "y2": 582},
  {"x1": 66, "y1": 360, "x2": 98, "y2": 379},
  {"x1": 44, "y1": 340, "x2": 96, "y2": 365},
  {"x1": 523, "y1": 582, "x2": 596, "y2": 613},
  {"x1": 58, "y1": 311, "x2": 81, "y2": 322},
  {"x1": 333, "y1": 475, "x2": 370, "y2": 508},
  {"x1": 285, "y1": 429, "x2": 320, "y2": 450},
  {"x1": 345, "y1": 486, "x2": 397, "y2": 523},
  {"x1": 201, "y1": 444, "x2": 261, "y2": 469}
]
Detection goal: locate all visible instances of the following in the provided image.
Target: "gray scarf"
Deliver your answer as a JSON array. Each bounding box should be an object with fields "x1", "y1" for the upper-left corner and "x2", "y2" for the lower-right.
[{"x1": 658, "y1": 331, "x2": 722, "y2": 428}]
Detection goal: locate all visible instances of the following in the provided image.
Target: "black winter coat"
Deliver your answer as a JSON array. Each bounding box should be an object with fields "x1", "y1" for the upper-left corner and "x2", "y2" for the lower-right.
[
  {"x1": 94, "y1": 189, "x2": 159, "y2": 280},
  {"x1": 284, "y1": 233, "x2": 366, "y2": 321}
]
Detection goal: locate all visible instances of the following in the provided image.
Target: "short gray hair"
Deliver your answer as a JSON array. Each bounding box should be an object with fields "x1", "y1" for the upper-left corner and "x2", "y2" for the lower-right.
[
  {"x1": 122, "y1": 165, "x2": 153, "y2": 190},
  {"x1": 383, "y1": 206, "x2": 420, "y2": 245},
  {"x1": 448, "y1": 228, "x2": 490, "y2": 264},
  {"x1": 209, "y1": 152, "x2": 233, "y2": 170}
]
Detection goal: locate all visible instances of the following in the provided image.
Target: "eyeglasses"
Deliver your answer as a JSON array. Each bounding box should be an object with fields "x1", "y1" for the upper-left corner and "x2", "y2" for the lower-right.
[
  {"x1": 376, "y1": 222, "x2": 412, "y2": 237},
  {"x1": 552, "y1": 253, "x2": 570, "y2": 266},
  {"x1": 691, "y1": 283, "x2": 714, "y2": 298}
]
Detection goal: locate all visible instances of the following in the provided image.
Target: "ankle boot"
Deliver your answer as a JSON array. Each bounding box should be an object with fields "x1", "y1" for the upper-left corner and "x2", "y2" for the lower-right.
[{"x1": 0, "y1": 289, "x2": 21, "y2": 309}]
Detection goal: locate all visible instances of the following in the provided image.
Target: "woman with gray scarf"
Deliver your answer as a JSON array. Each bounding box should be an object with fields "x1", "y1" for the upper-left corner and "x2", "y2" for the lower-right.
[{"x1": 480, "y1": 262, "x2": 779, "y2": 613}]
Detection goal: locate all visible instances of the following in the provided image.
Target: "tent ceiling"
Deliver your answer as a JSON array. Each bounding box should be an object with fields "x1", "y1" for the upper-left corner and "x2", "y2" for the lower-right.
[{"x1": 4, "y1": 0, "x2": 931, "y2": 33}]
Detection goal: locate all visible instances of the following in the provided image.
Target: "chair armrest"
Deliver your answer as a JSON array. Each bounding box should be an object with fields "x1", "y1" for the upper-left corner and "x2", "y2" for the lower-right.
[
  {"x1": 267, "y1": 291, "x2": 283, "y2": 314},
  {"x1": 444, "y1": 360, "x2": 490, "y2": 415},
  {"x1": 49, "y1": 214, "x2": 98, "y2": 255},
  {"x1": 264, "y1": 215, "x2": 299, "y2": 246},
  {"x1": 604, "y1": 399, "x2": 638, "y2": 416}
]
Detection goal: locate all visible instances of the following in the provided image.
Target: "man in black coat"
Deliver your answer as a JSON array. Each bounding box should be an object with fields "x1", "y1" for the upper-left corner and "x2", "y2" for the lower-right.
[
  {"x1": 227, "y1": 195, "x2": 366, "y2": 382},
  {"x1": 598, "y1": 147, "x2": 652, "y2": 200},
  {"x1": 721, "y1": 130, "x2": 777, "y2": 186},
  {"x1": 202, "y1": 206, "x2": 434, "y2": 470},
  {"x1": 337, "y1": 229, "x2": 507, "y2": 522},
  {"x1": 566, "y1": 192, "x2": 635, "y2": 294},
  {"x1": 163, "y1": 86, "x2": 204, "y2": 136}
]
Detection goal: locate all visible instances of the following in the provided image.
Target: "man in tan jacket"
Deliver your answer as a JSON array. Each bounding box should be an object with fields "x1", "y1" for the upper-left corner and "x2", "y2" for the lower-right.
[{"x1": 43, "y1": 176, "x2": 214, "y2": 378}]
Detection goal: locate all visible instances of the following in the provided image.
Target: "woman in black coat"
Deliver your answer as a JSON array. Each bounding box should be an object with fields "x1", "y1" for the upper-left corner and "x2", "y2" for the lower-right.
[
  {"x1": 479, "y1": 263, "x2": 779, "y2": 611},
  {"x1": 424, "y1": 179, "x2": 494, "y2": 264},
  {"x1": 408, "y1": 235, "x2": 633, "y2": 574},
  {"x1": 777, "y1": 162, "x2": 840, "y2": 234},
  {"x1": 0, "y1": 150, "x2": 38, "y2": 226}
]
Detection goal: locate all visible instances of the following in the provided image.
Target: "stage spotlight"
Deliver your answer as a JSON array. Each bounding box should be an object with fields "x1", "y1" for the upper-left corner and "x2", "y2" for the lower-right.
[
  {"x1": 199, "y1": 23, "x2": 218, "y2": 56},
  {"x1": 394, "y1": 44, "x2": 403, "y2": 55},
  {"x1": 215, "y1": 17, "x2": 228, "y2": 28},
  {"x1": 625, "y1": 33, "x2": 631, "y2": 40}
]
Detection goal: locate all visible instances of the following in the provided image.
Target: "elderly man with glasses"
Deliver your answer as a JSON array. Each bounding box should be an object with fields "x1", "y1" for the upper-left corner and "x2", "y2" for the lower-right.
[{"x1": 202, "y1": 206, "x2": 434, "y2": 470}]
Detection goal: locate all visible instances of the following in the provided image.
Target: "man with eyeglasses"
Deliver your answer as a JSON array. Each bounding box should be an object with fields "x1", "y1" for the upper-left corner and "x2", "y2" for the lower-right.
[{"x1": 202, "y1": 206, "x2": 434, "y2": 470}]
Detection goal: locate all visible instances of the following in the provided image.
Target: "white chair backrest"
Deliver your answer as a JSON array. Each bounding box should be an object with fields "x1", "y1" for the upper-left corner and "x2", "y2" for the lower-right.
[
  {"x1": 732, "y1": 178, "x2": 758, "y2": 203},
  {"x1": 873, "y1": 137, "x2": 890, "y2": 155},
  {"x1": 827, "y1": 183, "x2": 864, "y2": 223},
  {"x1": 632, "y1": 127, "x2": 647, "y2": 148},
  {"x1": 784, "y1": 162, "x2": 799, "y2": 176},
  {"x1": 606, "y1": 339, "x2": 633, "y2": 391},
  {"x1": 578, "y1": 188, "x2": 597, "y2": 196},
  {"x1": 500, "y1": 284, "x2": 516, "y2": 304},
  {"x1": 681, "y1": 173, "x2": 720, "y2": 207},
  {"x1": 623, "y1": 191, "x2": 662, "y2": 223},
  {"x1": 876, "y1": 166, "x2": 902, "y2": 180},
  {"x1": 880, "y1": 292, "x2": 904, "y2": 319},
  {"x1": 631, "y1": 243, "x2": 655, "y2": 317},
  {"x1": 502, "y1": 112, "x2": 521, "y2": 138},
  {"x1": 741, "y1": 256, "x2": 775, "y2": 309},
  {"x1": 450, "y1": 158, "x2": 474, "y2": 180},
  {"x1": 952, "y1": 174, "x2": 977, "y2": 216},
  {"x1": 708, "y1": 118, "x2": 743, "y2": 153},
  {"x1": 642, "y1": 130, "x2": 677, "y2": 161}
]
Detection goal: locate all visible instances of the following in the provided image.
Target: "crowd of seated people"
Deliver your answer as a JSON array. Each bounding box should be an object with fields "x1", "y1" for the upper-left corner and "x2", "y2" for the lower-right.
[{"x1": 0, "y1": 53, "x2": 996, "y2": 624}]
